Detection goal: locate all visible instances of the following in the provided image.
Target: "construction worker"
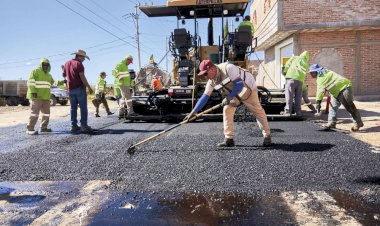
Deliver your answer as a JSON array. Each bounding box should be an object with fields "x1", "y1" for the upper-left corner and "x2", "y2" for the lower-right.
[
  {"x1": 149, "y1": 54, "x2": 158, "y2": 66},
  {"x1": 63, "y1": 49, "x2": 93, "y2": 133},
  {"x1": 302, "y1": 83, "x2": 317, "y2": 113},
  {"x1": 184, "y1": 60, "x2": 272, "y2": 147},
  {"x1": 92, "y1": 72, "x2": 113, "y2": 117},
  {"x1": 151, "y1": 73, "x2": 163, "y2": 92},
  {"x1": 238, "y1": 15, "x2": 255, "y2": 34},
  {"x1": 26, "y1": 58, "x2": 54, "y2": 135},
  {"x1": 113, "y1": 55, "x2": 137, "y2": 119},
  {"x1": 309, "y1": 64, "x2": 364, "y2": 131},
  {"x1": 282, "y1": 51, "x2": 310, "y2": 116}
]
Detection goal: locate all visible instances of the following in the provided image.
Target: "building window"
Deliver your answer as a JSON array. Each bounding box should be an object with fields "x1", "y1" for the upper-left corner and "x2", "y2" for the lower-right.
[{"x1": 264, "y1": 0, "x2": 271, "y2": 14}]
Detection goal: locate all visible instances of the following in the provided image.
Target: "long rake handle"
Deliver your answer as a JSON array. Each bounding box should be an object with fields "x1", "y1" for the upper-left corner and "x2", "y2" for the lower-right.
[{"x1": 128, "y1": 103, "x2": 223, "y2": 151}]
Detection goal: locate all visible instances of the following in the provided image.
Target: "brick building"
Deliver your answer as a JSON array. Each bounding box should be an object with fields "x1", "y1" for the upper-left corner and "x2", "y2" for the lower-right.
[{"x1": 251, "y1": 0, "x2": 380, "y2": 96}]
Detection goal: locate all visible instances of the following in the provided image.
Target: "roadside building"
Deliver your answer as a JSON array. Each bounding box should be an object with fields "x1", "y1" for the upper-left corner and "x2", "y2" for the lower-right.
[{"x1": 251, "y1": 0, "x2": 380, "y2": 96}]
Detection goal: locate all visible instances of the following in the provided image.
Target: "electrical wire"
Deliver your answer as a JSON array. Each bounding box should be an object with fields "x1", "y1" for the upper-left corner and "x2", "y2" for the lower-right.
[
  {"x1": 74, "y1": 0, "x2": 134, "y2": 38},
  {"x1": 88, "y1": 0, "x2": 129, "y2": 26},
  {"x1": 55, "y1": 0, "x2": 138, "y2": 50},
  {"x1": 0, "y1": 36, "x2": 132, "y2": 66}
]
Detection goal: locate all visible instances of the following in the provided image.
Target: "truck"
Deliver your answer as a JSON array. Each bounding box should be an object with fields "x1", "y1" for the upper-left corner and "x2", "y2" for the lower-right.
[
  {"x1": 50, "y1": 86, "x2": 69, "y2": 106},
  {"x1": 126, "y1": 0, "x2": 290, "y2": 121},
  {"x1": 0, "y1": 80, "x2": 30, "y2": 106}
]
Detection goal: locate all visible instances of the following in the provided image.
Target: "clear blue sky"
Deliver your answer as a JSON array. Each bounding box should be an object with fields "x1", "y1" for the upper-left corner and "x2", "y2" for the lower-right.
[{"x1": 0, "y1": 0, "x2": 256, "y2": 84}]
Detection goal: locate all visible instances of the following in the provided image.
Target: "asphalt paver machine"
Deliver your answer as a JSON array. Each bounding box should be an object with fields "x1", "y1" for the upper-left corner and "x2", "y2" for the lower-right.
[{"x1": 127, "y1": 0, "x2": 288, "y2": 121}]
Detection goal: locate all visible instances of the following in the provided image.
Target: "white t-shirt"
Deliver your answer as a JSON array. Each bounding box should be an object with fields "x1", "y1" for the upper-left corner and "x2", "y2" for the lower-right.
[{"x1": 204, "y1": 63, "x2": 257, "y2": 96}]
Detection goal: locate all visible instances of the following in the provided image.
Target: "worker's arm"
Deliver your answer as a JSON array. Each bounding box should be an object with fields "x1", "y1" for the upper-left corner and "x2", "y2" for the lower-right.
[
  {"x1": 28, "y1": 70, "x2": 37, "y2": 98},
  {"x1": 50, "y1": 75, "x2": 55, "y2": 86},
  {"x1": 183, "y1": 94, "x2": 210, "y2": 122},
  {"x1": 315, "y1": 76, "x2": 327, "y2": 101},
  {"x1": 228, "y1": 78, "x2": 244, "y2": 97},
  {"x1": 79, "y1": 72, "x2": 93, "y2": 94},
  {"x1": 283, "y1": 57, "x2": 295, "y2": 75}
]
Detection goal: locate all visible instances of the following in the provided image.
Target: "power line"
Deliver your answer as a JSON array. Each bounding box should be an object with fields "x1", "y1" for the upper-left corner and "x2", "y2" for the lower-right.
[
  {"x1": 88, "y1": 0, "x2": 129, "y2": 27},
  {"x1": 73, "y1": 0, "x2": 134, "y2": 39},
  {"x1": 55, "y1": 0, "x2": 139, "y2": 51},
  {"x1": 0, "y1": 36, "x2": 132, "y2": 66}
]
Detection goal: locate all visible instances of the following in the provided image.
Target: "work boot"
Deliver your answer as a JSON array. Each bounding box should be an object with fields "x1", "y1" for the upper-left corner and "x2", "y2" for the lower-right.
[
  {"x1": 351, "y1": 122, "x2": 364, "y2": 132},
  {"x1": 217, "y1": 138, "x2": 235, "y2": 147},
  {"x1": 40, "y1": 128, "x2": 52, "y2": 132},
  {"x1": 307, "y1": 104, "x2": 317, "y2": 113},
  {"x1": 71, "y1": 125, "x2": 81, "y2": 132},
  {"x1": 323, "y1": 122, "x2": 336, "y2": 131},
  {"x1": 26, "y1": 129, "x2": 38, "y2": 135},
  {"x1": 107, "y1": 112, "x2": 114, "y2": 116},
  {"x1": 263, "y1": 136, "x2": 272, "y2": 147},
  {"x1": 95, "y1": 113, "x2": 100, "y2": 117},
  {"x1": 81, "y1": 125, "x2": 94, "y2": 134}
]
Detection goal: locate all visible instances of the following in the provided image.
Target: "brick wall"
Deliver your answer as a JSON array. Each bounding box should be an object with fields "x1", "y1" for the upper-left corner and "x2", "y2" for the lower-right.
[
  {"x1": 283, "y1": 0, "x2": 380, "y2": 26},
  {"x1": 297, "y1": 29, "x2": 380, "y2": 96}
]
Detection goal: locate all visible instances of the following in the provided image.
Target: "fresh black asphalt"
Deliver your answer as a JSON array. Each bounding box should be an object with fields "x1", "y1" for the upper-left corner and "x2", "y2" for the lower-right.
[{"x1": 0, "y1": 113, "x2": 379, "y2": 202}]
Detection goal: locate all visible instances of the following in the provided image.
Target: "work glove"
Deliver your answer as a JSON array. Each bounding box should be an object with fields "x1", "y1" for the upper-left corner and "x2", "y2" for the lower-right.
[
  {"x1": 229, "y1": 97, "x2": 241, "y2": 107},
  {"x1": 315, "y1": 100, "x2": 322, "y2": 112},
  {"x1": 314, "y1": 100, "x2": 322, "y2": 118},
  {"x1": 32, "y1": 93, "x2": 37, "y2": 99},
  {"x1": 183, "y1": 110, "x2": 196, "y2": 123},
  {"x1": 222, "y1": 96, "x2": 233, "y2": 106}
]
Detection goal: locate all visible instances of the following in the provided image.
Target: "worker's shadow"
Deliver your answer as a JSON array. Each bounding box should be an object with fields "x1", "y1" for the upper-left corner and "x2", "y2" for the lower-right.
[
  {"x1": 234, "y1": 142, "x2": 335, "y2": 152},
  {"x1": 0, "y1": 187, "x2": 45, "y2": 204},
  {"x1": 354, "y1": 176, "x2": 380, "y2": 186},
  {"x1": 94, "y1": 129, "x2": 163, "y2": 135}
]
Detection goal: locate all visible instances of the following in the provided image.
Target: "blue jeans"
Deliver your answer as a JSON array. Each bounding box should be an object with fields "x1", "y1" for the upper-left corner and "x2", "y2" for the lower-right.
[
  {"x1": 328, "y1": 87, "x2": 362, "y2": 125},
  {"x1": 69, "y1": 87, "x2": 88, "y2": 127}
]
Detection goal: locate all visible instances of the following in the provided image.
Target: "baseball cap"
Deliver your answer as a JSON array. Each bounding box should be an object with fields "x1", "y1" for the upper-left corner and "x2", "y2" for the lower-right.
[{"x1": 198, "y1": 60, "x2": 214, "y2": 76}]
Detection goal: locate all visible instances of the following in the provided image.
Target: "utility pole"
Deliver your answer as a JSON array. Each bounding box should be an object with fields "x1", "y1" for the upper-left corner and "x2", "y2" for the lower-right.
[
  {"x1": 166, "y1": 36, "x2": 169, "y2": 71},
  {"x1": 130, "y1": 4, "x2": 141, "y2": 70}
]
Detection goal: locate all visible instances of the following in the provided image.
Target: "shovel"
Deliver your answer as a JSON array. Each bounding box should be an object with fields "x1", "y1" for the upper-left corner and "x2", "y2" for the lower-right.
[{"x1": 127, "y1": 103, "x2": 223, "y2": 154}]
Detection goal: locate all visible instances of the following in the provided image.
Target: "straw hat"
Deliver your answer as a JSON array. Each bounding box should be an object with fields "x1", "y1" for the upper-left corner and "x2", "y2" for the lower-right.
[{"x1": 71, "y1": 49, "x2": 90, "y2": 60}]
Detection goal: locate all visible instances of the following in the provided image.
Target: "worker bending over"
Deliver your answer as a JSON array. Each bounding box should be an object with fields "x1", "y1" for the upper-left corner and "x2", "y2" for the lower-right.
[
  {"x1": 309, "y1": 64, "x2": 363, "y2": 131},
  {"x1": 26, "y1": 58, "x2": 54, "y2": 135},
  {"x1": 92, "y1": 72, "x2": 113, "y2": 117},
  {"x1": 282, "y1": 51, "x2": 310, "y2": 116},
  {"x1": 184, "y1": 60, "x2": 272, "y2": 147}
]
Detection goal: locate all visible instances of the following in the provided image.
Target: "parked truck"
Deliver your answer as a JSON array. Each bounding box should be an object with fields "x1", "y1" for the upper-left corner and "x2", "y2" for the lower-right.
[{"x1": 0, "y1": 80, "x2": 30, "y2": 106}]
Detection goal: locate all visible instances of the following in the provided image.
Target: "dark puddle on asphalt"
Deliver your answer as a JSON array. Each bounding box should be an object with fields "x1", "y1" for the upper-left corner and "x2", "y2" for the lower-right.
[
  {"x1": 1, "y1": 181, "x2": 380, "y2": 225},
  {"x1": 90, "y1": 191, "x2": 297, "y2": 225}
]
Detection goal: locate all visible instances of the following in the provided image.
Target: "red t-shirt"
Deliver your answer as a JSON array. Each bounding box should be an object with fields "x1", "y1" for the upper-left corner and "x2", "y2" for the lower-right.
[{"x1": 64, "y1": 59, "x2": 85, "y2": 90}]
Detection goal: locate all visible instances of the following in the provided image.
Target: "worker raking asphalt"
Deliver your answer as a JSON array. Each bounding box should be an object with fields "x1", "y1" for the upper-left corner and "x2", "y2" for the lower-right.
[{"x1": 0, "y1": 115, "x2": 379, "y2": 204}]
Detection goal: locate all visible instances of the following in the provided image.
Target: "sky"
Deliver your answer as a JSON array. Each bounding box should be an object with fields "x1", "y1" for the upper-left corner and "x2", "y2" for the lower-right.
[{"x1": 0, "y1": 0, "x2": 256, "y2": 85}]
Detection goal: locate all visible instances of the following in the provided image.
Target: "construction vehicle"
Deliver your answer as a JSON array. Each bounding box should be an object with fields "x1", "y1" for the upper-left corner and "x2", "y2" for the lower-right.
[
  {"x1": 127, "y1": 0, "x2": 288, "y2": 121},
  {"x1": 0, "y1": 80, "x2": 30, "y2": 106}
]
